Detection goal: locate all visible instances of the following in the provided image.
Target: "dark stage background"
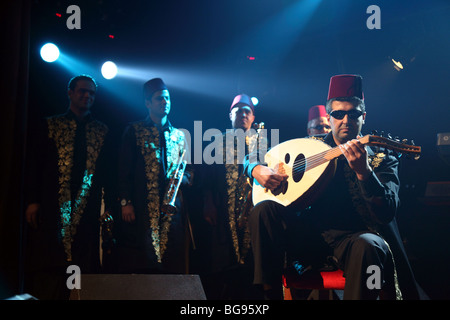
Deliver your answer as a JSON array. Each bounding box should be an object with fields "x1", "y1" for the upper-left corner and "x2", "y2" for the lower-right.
[{"x1": 1, "y1": 0, "x2": 450, "y2": 299}]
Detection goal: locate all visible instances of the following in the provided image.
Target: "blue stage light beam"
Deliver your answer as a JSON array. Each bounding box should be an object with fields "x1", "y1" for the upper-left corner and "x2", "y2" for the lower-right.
[
  {"x1": 56, "y1": 53, "x2": 98, "y2": 78},
  {"x1": 40, "y1": 43, "x2": 60, "y2": 62},
  {"x1": 116, "y1": 63, "x2": 238, "y2": 100}
]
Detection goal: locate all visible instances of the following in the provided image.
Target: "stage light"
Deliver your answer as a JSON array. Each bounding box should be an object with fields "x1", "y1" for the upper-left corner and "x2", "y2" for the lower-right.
[
  {"x1": 101, "y1": 61, "x2": 118, "y2": 79},
  {"x1": 392, "y1": 58, "x2": 403, "y2": 71},
  {"x1": 40, "y1": 43, "x2": 60, "y2": 62},
  {"x1": 251, "y1": 96, "x2": 259, "y2": 106}
]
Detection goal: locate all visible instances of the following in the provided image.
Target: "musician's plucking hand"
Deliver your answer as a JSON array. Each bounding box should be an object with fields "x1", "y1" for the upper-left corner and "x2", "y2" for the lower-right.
[{"x1": 252, "y1": 164, "x2": 288, "y2": 191}]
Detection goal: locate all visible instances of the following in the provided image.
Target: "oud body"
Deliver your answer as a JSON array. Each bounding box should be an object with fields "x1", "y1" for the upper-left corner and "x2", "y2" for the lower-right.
[
  {"x1": 252, "y1": 138, "x2": 336, "y2": 209},
  {"x1": 252, "y1": 135, "x2": 420, "y2": 209}
]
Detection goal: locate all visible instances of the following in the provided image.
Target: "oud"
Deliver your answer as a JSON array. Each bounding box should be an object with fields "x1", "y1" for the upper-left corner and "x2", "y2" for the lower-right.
[{"x1": 252, "y1": 135, "x2": 421, "y2": 209}]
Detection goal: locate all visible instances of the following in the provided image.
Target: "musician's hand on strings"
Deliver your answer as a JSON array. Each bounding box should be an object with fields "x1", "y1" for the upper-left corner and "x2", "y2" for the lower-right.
[
  {"x1": 252, "y1": 165, "x2": 288, "y2": 191},
  {"x1": 339, "y1": 138, "x2": 372, "y2": 181},
  {"x1": 121, "y1": 204, "x2": 136, "y2": 223}
]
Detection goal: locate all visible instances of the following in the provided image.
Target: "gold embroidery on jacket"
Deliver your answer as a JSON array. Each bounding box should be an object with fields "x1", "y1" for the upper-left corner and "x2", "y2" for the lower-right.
[
  {"x1": 48, "y1": 116, "x2": 107, "y2": 261},
  {"x1": 224, "y1": 132, "x2": 259, "y2": 264},
  {"x1": 133, "y1": 122, "x2": 185, "y2": 263}
]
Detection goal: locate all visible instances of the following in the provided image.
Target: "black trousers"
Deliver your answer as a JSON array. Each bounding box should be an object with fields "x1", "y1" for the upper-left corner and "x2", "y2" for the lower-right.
[{"x1": 248, "y1": 200, "x2": 396, "y2": 300}]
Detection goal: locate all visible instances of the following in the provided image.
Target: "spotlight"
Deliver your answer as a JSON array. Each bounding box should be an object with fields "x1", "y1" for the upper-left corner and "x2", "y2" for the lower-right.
[
  {"x1": 391, "y1": 58, "x2": 403, "y2": 71},
  {"x1": 40, "y1": 43, "x2": 60, "y2": 62},
  {"x1": 101, "y1": 61, "x2": 117, "y2": 79},
  {"x1": 251, "y1": 96, "x2": 259, "y2": 106}
]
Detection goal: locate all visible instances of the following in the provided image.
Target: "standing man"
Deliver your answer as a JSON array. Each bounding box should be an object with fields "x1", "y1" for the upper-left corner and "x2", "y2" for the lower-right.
[
  {"x1": 246, "y1": 75, "x2": 426, "y2": 300},
  {"x1": 307, "y1": 105, "x2": 331, "y2": 136},
  {"x1": 24, "y1": 75, "x2": 112, "y2": 299},
  {"x1": 200, "y1": 94, "x2": 265, "y2": 299},
  {"x1": 116, "y1": 78, "x2": 190, "y2": 274}
]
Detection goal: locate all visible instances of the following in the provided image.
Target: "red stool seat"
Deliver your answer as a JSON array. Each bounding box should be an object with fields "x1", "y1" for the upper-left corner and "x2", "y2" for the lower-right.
[
  {"x1": 283, "y1": 269, "x2": 345, "y2": 290},
  {"x1": 283, "y1": 268, "x2": 346, "y2": 299}
]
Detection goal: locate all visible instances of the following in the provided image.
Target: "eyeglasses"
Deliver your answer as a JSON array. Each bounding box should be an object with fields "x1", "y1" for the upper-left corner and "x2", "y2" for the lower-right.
[
  {"x1": 329, "y1": 109, "x2": 363, "y2": 120},
  {"x1": 310, "y1": 124, "x2": 331, "y2": 131}
]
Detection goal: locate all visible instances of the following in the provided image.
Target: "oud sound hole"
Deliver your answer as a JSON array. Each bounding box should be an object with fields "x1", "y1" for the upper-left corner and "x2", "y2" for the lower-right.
[
  {"x1": 285, "y1": 153, "x2": 290, "y2": 164},
  {"x1": 292, "y1": 154, "x2": 305, "y2": 183}
]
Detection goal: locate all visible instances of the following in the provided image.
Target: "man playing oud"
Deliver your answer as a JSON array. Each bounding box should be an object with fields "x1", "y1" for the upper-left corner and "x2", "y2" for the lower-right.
[{"x1": 245, "y1": 74, "x2": 425, "y2": 300}]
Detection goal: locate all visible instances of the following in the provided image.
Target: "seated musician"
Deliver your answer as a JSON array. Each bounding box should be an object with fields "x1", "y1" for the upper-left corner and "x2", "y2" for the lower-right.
[{"x1": 244, "y1": 74, "x2": 426, "y2": 300}]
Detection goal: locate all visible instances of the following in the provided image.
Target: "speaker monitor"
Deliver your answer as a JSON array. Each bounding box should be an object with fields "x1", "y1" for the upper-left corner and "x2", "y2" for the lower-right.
[
  {"x1": 5, "y1": 294, "x2": 38, "y2": 300},
  {"x1": 70, "y1": 274, "x2": 206, "y2": 300}
]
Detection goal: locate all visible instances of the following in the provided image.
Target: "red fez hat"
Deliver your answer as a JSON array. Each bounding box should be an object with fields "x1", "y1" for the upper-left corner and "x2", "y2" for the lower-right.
[
  {"x1": 230, "y1": 94, "x2": 255, "y2": 113},
  {"x1": 144, "y1": 78, "x2": 168, "y2": 99},
  {"x1": 327, "y1": 74, "x2": 363, "y2": 100},
  {"x1": 308, "y1": 105, "x2": 327, "y2": 121}
]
